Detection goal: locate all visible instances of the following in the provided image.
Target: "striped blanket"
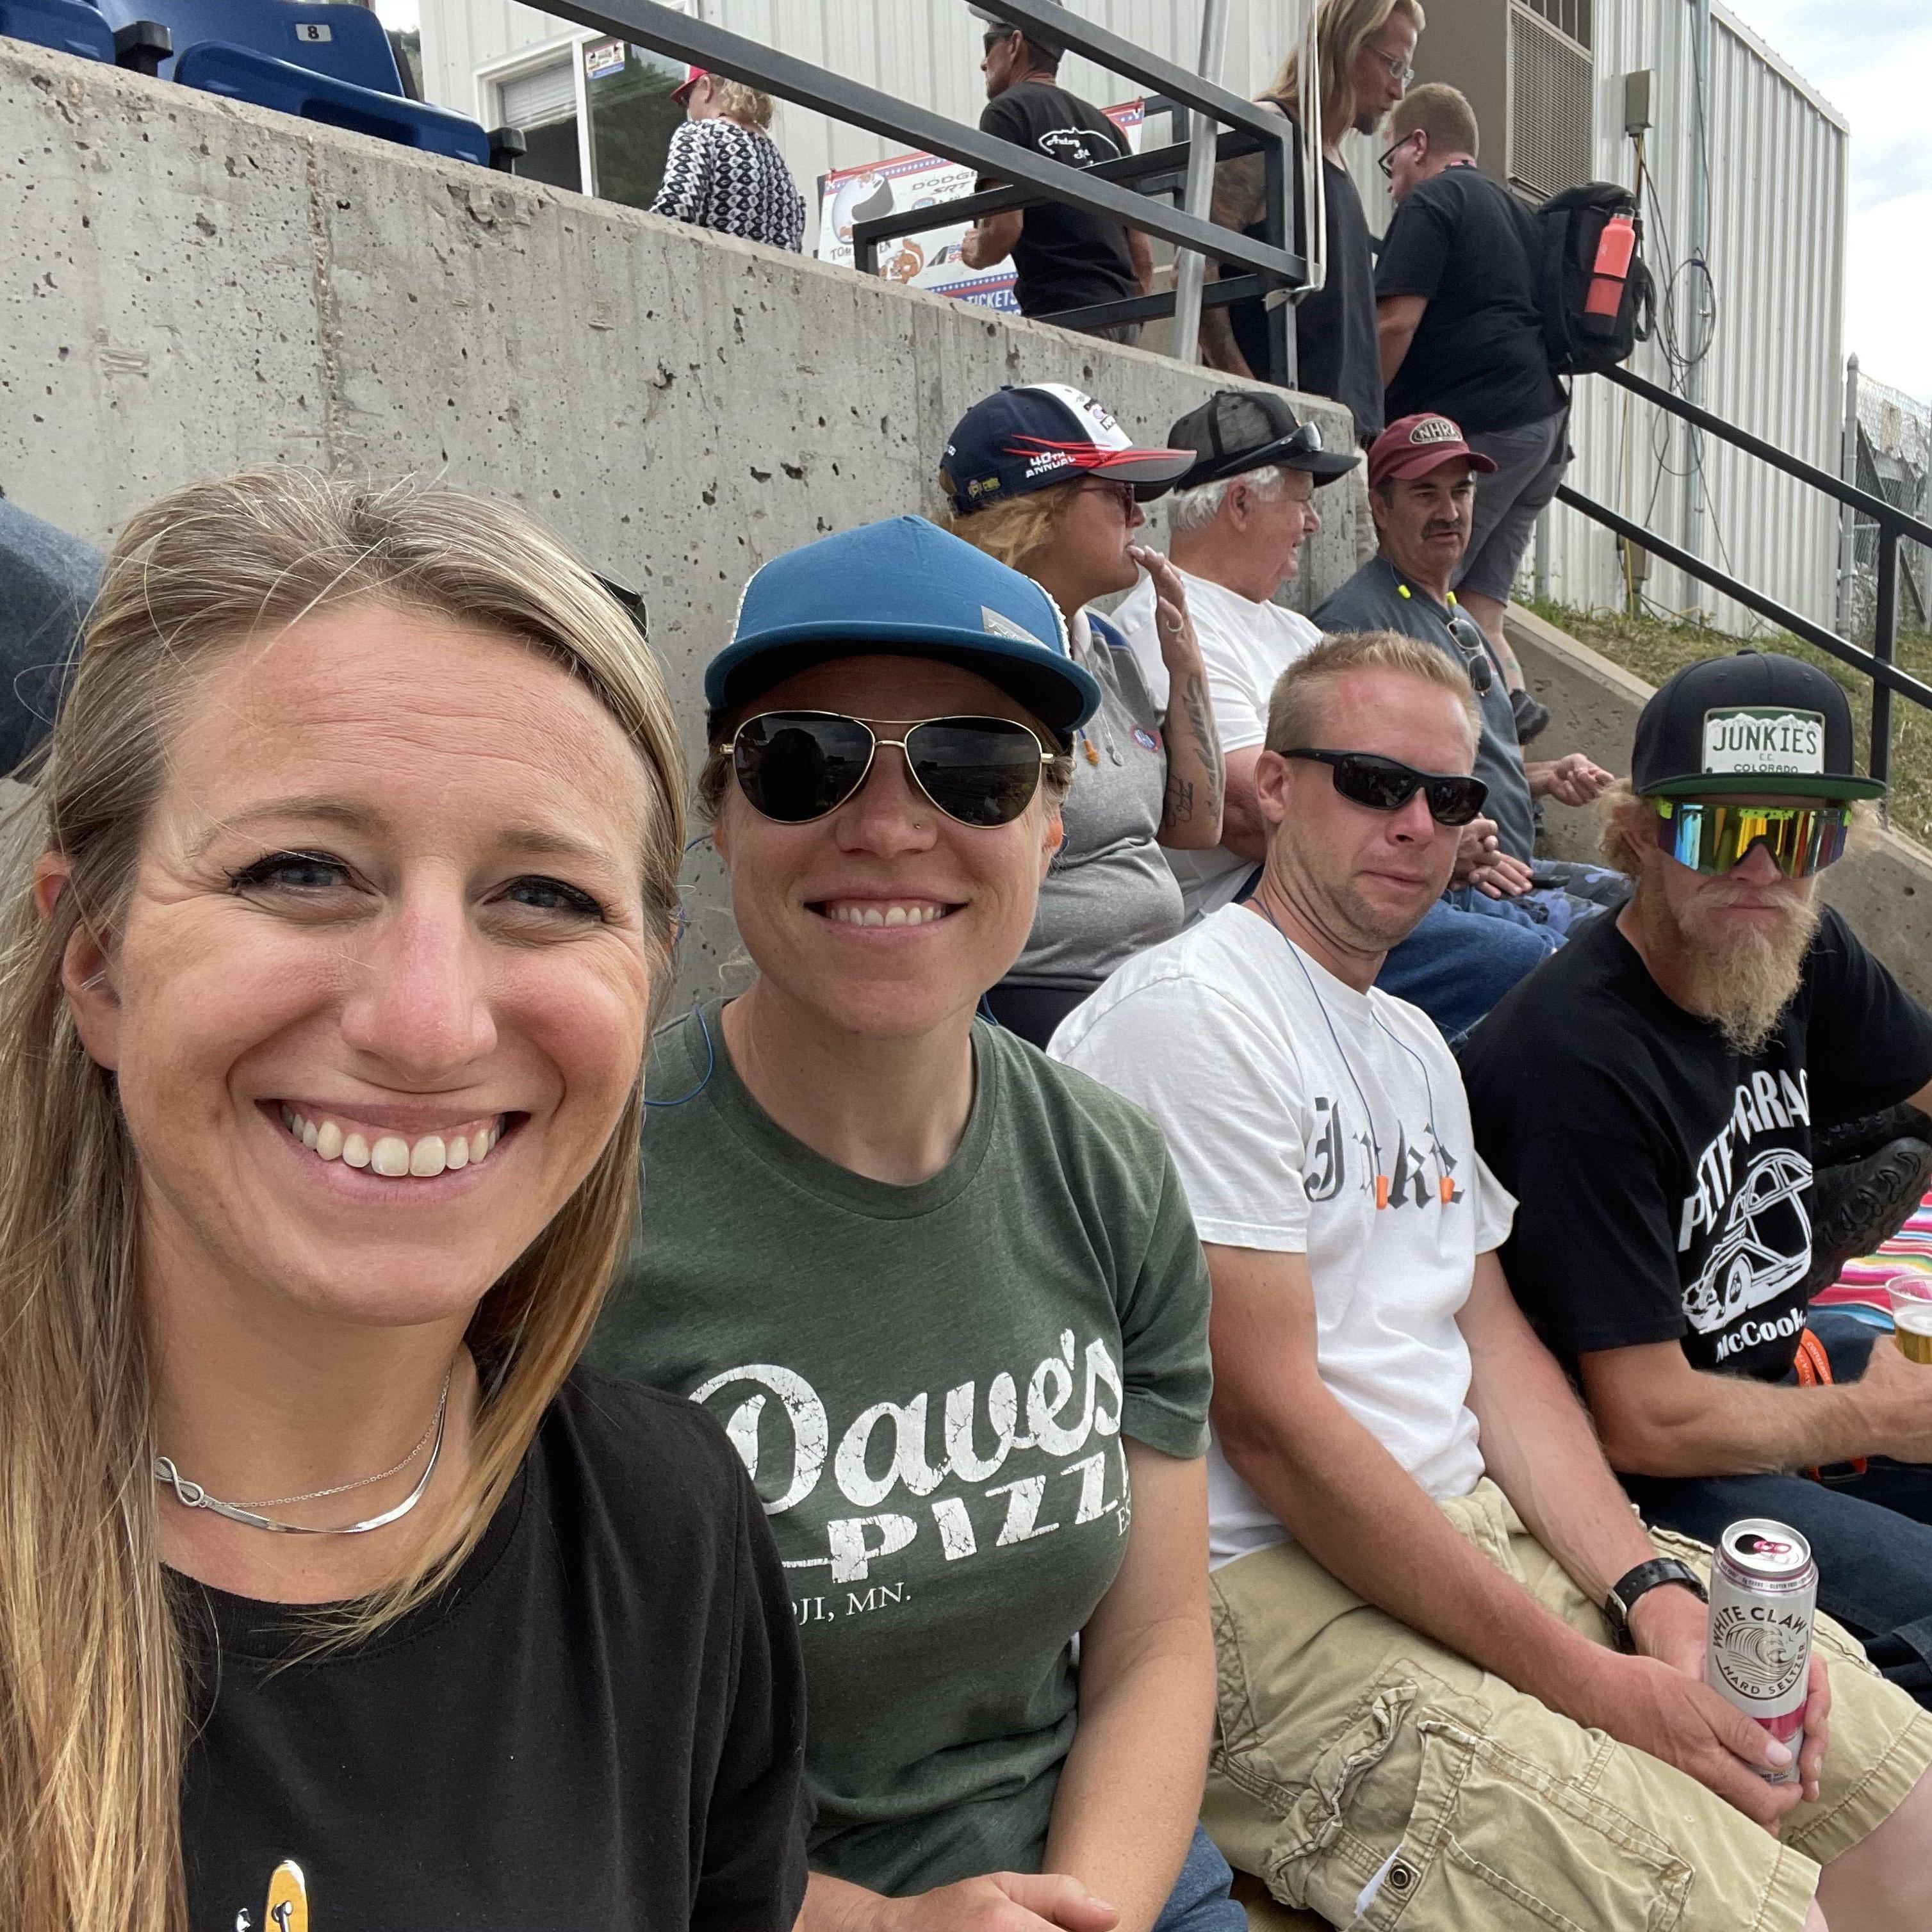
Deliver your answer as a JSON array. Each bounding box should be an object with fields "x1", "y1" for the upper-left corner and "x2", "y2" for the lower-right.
[{"x1": 1812, "y1": 1184, "x2": 1932, "y2": 1327}]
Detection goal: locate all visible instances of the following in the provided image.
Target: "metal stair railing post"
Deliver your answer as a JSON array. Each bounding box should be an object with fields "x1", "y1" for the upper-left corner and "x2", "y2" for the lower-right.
[
  {"x1": 1569, "y1": 364, "x2": 1932, "y2": 796},
  {"x1": 534, "y1": 0, "x2": 1304, "y2": 333}
]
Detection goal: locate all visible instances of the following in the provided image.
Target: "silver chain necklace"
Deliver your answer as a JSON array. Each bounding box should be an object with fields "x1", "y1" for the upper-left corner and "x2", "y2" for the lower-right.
[{"x1": 152, "y1": 1369, "x2": 452, "y2": 1537}]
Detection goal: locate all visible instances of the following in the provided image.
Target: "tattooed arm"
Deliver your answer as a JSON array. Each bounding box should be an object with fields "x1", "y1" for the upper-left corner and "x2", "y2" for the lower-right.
[{"x1": 1129, "y1": 548, "x2": 1224, "y2": 851}]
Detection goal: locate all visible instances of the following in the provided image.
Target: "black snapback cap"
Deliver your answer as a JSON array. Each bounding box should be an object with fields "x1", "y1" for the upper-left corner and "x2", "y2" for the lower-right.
[
  {"x1": 1632, "y1": 650, "x2": 1885, "y2": 801},
  {"x1": 1167, "y1": 390, "x2": 1359, "y2": 489}
]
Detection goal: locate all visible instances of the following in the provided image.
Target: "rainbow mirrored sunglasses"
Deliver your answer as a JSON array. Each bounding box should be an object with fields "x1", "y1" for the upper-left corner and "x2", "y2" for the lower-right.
[{"x1": 1654, "y1": 797, "x2": 1853, "y2": 878}]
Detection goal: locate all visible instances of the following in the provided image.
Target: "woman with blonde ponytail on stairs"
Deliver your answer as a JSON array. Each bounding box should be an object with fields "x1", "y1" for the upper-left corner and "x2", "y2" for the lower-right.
[{"x1": 0, "y1": 468, "x2": 807, "y2": 1932}]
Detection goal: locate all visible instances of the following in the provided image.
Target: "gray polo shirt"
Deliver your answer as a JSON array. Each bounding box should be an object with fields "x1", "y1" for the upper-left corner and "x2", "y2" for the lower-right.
[{"x1": 1311, "y1": 556, "x2": 1534, "y2": 862}]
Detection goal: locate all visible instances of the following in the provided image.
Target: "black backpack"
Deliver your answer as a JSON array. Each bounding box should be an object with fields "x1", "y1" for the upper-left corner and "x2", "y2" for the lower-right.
[{"x1": 1532, "y1": 182, "x2": 1655, "y2": 377}]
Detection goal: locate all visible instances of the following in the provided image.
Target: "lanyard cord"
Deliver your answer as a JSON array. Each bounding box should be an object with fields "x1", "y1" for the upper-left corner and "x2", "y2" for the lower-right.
[{"x1": 1248, "y1": 897, "x2": 1387, "y2": 1195}]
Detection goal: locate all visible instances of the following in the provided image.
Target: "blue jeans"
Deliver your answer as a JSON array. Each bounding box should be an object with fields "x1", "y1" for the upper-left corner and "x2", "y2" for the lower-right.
[
  {"x1": 1152, "y1": 1824, "x2": 1244, "y2": 1932},
  {"x1": 1377, "y1": 896, "x2": 1559, "y2": 1045},
  {"x1": 1622, "y1": 1312, "x2": 1932, "y2": 1707}
]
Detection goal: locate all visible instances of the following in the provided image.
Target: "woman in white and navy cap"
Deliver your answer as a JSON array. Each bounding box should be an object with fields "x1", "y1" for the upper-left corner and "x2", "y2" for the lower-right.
[{"x1": 941, "y1": 384, "x2": 1227, "y2": 1046}]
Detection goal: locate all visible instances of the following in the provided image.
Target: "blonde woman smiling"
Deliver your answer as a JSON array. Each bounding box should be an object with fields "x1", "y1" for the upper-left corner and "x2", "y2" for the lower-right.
[{"x1": 0, "y1": 471, "x2": 808, "y2": 1932}]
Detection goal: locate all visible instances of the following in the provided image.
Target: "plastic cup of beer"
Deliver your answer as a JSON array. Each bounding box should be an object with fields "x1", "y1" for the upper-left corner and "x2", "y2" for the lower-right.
[{"x1": 1890, "y1": 1275, "x2": 1932, "y2": 1364}]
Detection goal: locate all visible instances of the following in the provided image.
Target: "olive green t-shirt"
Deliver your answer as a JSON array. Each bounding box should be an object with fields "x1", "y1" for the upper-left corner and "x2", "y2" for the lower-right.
[{"x1": 589, "y1": 1003, "x2": 1212, "y2": 1896}]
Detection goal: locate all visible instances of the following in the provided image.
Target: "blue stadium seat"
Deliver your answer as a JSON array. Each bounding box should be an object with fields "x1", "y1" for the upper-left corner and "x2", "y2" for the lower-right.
[
  {"x1": 0, "y1": 0, "x2": 117, "y2": 63},
  {"x1": 94, "y1": 0, "x2": 491, "y2": 165}
]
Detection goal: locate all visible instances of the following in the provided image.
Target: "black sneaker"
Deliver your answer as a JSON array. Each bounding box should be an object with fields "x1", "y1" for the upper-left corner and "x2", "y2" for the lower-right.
[{"x1": 1803, "y1": 1136, "x2": 1932, "y2": 1297}]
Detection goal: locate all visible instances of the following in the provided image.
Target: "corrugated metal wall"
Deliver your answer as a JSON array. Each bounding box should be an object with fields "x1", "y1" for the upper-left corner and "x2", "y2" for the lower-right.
[
  {"x1": 418, "y1": 0, "x2": 1848, "y2": 629},
  {"x1": 1535, "y1": 0, "x2": 1848, "y2": 630}
]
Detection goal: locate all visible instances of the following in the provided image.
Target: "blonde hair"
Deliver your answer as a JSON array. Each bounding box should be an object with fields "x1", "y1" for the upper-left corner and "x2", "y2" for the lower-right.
[
  {"x1": 940, "y1": 489, "x2": 1069, "y2": 577},
  {"x1": 0, "y1": 470, "x2": 687, "y2": 1932},
  {"x1": 1266, "y1": 627, "x2": 1479, "y2": 752},
  {"x1": 713, "y1": 78, "x2": 776, "y2": 129},
  {"x1": 1267, "y1": 0, "x2": 1425, "y2": 136},
  {"x1": 1389, "y1": 81, "x2": 1478, "y2": 156}
]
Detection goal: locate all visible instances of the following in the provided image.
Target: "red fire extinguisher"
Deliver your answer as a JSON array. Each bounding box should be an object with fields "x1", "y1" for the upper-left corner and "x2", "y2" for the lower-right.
[{"x1": 1583, "y1": 213, "x2": 1637, "y2": 337}]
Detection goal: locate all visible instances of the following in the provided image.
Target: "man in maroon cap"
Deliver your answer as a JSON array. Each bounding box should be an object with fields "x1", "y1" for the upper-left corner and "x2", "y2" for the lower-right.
[{"x1": 1316, "y1": 413, "x2": 1621, "y2": 960}]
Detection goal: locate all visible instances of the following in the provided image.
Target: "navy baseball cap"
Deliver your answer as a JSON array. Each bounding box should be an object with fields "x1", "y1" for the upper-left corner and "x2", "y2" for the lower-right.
[
  {"x1": 1632, "y1": 650, "x2": 1885, "y2": 801},
  {"x1": 705, "y1": 516, "x2": 1102, "y2": 742},
  {"x1": 941, "y1": 384, "x2": 1196, "y2": 516}
]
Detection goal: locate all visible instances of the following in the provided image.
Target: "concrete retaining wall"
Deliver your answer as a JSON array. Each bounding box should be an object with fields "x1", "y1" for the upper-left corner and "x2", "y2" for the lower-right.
[
  {"x1": 1508, "y1": 605, "x2": 1932, "y2": 1003},
  {"x1": 0, "y1": 40, "x2": 1364, "y2": 995}
]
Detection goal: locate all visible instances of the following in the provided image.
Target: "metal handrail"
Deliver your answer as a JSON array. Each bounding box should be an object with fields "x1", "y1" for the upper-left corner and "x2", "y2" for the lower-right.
[
  {"x1": 1597, "y1": 365, "x2": 1932, "y2": 548},
  {"x1": 536, "y1": 0, "x2": 1304, "y2": 308}
]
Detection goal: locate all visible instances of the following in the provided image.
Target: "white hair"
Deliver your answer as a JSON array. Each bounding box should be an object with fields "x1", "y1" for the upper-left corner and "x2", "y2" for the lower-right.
[{"x1": 1167, "y1": 463, "x2": 1288, "y2": 536}]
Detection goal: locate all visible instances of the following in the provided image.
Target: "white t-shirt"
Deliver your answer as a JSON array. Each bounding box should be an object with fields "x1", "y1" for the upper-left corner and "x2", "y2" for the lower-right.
[
  {"x1": 1110, "y1": 566, "x2": 1321, "y2": 922},
  {"x1": 1051, "y1": 905, "x2": 1514, "y2": 1568}
]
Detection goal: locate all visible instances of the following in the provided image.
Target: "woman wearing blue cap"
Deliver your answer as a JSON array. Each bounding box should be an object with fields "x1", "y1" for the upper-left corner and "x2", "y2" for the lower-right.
[
  {"x1": 940, "y1": 385, "x2": 1227, "y2": 1047},
  {"x1": 593, "y1": 514, "x2": 1241, "y2": 1932}
]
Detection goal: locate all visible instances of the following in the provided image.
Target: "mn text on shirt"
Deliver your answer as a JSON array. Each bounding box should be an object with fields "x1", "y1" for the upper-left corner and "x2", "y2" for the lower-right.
[
  {"x1": 182, "y1": 1371, "x2": 810, "y2": 1932},
  {"x1": 591, "y1": 1009, "x2": 1212, "y2": 1895},
  {"x1": 1053, "y1": 904, "x2": 1516, "y2": 1568},
  {"x1": 1111, "y1": 565, "x2": 1320, "y2": 922},
  {"x1": 1462, "y1": 906, "x2": 1932, "y2": 1380},
  {"x1": 651, "y1": 116, "x2": 807, "y2": 252}
]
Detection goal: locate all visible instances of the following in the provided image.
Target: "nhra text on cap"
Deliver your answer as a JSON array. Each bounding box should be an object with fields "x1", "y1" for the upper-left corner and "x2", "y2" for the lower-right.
[
  {"x1": 1632, "y1": 649, "x2": 1885, "y2": 801},
  {"x1": 941, "y1": 384, "x2": 1197, "y2": 516},
  {"x1": 1366, "y1": 412, "x2": 1498, "y2": 490},
  {"x1": 1166, "y1": 390, "x2": 1359, "y2": 489},
  {"x1": 705, "y1": 516, "x2": 1102, "y2": 744}
]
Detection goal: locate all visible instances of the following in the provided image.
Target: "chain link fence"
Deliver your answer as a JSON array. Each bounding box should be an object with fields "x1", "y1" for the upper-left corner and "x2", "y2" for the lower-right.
[{"x1": 1841, "y1": 370, "x2": 1932, "y2": 643}]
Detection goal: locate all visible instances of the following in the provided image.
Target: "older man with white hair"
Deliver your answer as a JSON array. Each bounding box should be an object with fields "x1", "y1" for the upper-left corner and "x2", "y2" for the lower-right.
[{"x1": 1114, "y1": 391, "x2": 1355, "y2": 921}]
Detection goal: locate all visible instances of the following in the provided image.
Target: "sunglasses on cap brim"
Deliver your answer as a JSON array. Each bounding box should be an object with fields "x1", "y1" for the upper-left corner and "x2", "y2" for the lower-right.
[
  {"x1": 1655, "y1": 798, "x2": 1853, "y2": 878},
  {"x1": 729, "y1": 710, "x2": 1055, "y2": 828},
  {"x1": 1284, "y1": 749, "x2": 1488, "y2": 825}
]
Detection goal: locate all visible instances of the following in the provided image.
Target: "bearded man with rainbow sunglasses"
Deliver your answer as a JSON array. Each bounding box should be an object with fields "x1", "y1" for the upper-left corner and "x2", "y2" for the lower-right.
[{"x1": 1464, "y1": 648, "x2": 1932, "y2": 1707}]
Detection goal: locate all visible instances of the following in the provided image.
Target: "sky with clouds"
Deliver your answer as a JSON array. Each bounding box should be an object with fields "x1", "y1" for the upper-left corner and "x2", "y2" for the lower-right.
[
  {"x1": 376, "y1": 0, "x2": 1923, "y2": 403},
  {"x1": 1721, "y1": 0, "x2": 1928, "y2": 404}
]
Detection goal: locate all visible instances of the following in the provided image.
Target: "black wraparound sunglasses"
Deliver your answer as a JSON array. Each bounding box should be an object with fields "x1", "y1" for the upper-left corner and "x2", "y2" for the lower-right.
[
  {"x1": 1284, "y1": 748, "x2": 1488, "y2": 825},
  {"x1": 730, "y1": 710, "x2": 1054, "y2": 828}
]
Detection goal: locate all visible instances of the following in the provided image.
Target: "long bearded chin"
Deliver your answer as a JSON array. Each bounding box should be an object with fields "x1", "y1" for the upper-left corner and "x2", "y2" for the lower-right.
[{"x1": 1640, "y1": 874, "x2": 1821, "y2": 1054}]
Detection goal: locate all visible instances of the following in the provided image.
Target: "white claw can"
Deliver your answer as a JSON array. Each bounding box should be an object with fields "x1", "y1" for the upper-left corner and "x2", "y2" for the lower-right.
[{"x1": 1706, "y1": 1519, "x2": 1817, "y2": 1784}]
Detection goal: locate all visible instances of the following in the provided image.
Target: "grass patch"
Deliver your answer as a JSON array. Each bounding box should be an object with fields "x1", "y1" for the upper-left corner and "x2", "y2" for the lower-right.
[{"x1": 1525, "y1": 599, "x2": 1932, "y2": 853}]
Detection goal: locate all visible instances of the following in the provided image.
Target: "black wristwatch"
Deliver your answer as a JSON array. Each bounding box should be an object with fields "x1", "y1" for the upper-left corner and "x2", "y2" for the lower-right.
[{"x1": 1603, "y1": 1558, "x2": 1707, "y2": 1652}]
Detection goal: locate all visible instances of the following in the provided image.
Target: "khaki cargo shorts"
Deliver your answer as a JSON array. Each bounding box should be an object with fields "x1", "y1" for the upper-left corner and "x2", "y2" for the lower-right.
[{"x1": 1204, "y1": 1479, "x2": 1932, "y2": 1931}]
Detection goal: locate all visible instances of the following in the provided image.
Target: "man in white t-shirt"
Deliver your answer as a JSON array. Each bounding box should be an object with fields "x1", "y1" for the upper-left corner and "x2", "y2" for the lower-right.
[
  {"x1": 1052, "y1": 630, "x2": 1932, "y2": 1932},
  {"x1": 1113, "y1": 391, "x2": 1355, "y2": 921}
]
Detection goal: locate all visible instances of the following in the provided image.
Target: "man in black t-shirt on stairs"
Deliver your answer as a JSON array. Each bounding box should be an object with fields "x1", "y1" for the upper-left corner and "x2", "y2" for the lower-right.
[
  {"x1": 963, "y1": 10, "x2": 1151, "y2": 339},
  {"x1": 1463, "y1": 650, "x2": 1932, "y2": 1705},
  {"x1": 1376, "y1": 84, "x2": 1569, "y2": 696}
]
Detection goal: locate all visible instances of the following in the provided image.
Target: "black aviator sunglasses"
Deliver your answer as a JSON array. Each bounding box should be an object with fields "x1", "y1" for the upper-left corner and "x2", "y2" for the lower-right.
[
  {"x1": 730, "y1": 710, "x2": 1056, "y2": 828},
  {"x1": 1284, "y1": 748, "x2": 1488, "y2": 825}
]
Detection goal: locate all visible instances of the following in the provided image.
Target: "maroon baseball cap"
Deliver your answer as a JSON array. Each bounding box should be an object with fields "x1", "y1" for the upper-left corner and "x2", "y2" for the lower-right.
[
  {"x1": 1367, "y1": 413, "x2": 1498, "y2": 489},
  {"x1": 671, "y1": 64, "x2": 708, "y2": 102}
]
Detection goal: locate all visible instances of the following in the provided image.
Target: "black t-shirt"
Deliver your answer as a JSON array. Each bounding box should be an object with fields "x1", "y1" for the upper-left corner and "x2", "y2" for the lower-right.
[
  {"x1": 1462, "y1": 908, "x2": 1932, "y2": 1380},
  {"x1": 1375, "y1": 162, "x2": 1566, "y2": 434},
  {"x1": 181, "y1": 1370, "x2": 810, "y2": 1931},
  {"x1": 1225, "y1": 127, "x2": 1382, "y2": 443},
  {"x1": 978, "y1": 81, "x2": 1136, "y2": 317}
]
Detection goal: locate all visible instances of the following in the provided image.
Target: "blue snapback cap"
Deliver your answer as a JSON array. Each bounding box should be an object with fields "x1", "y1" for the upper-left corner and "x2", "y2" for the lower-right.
[{"x1": 705, "y1": 516, "x2": 1102, "y2": 742}]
